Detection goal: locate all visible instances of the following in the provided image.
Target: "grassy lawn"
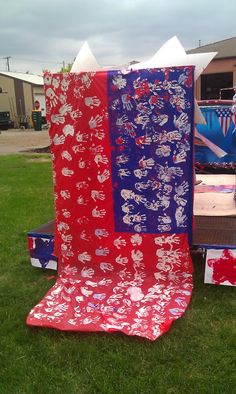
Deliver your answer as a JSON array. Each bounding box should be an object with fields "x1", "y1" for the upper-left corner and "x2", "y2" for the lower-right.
[{"x1": 0, "y1": 154, "x2": 235, "y2": 394}]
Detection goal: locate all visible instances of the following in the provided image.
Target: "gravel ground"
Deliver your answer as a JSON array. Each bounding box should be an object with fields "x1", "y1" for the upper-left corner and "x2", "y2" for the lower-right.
[{"x1": 0, "y1": 128, "x2": 50, "y2": 155}]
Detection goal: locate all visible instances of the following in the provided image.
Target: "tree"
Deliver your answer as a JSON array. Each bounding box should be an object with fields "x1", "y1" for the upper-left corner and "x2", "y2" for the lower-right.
[{"x1": 60, "y1": 62, "x2": 73, "y2": 73}]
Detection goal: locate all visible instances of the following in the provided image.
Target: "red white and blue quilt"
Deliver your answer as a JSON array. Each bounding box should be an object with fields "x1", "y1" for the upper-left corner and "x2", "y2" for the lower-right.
[{"x1": 27, "y1": 67, "x2": 194, "y2": 340}]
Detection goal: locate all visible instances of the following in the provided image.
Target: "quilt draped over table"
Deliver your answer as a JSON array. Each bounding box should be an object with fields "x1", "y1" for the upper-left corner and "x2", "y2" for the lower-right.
[{"x1": 27, "y1": 66, "x2": 195, "y2": 340}]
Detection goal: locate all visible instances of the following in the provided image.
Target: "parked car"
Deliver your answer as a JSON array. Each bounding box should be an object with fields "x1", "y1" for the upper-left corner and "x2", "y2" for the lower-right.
[{"x1": 0, "y1": 111, "x2": 13, "y2": 130}]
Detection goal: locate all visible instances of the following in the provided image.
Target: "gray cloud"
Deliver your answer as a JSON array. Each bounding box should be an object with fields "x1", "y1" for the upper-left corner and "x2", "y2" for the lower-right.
[{"x1": 0, "y1": 0, "x2": 235, "y2": 74}]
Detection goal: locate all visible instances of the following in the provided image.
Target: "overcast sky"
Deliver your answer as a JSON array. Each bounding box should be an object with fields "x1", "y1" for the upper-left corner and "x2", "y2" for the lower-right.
[{"x1": 0, "y1": 0, "x2": 235, "y2": 75}]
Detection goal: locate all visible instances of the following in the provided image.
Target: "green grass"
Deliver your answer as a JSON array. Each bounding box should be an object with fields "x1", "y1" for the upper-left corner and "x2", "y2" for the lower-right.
[{"x1": 0, "y1": 154, "x2": 235, "y2": 394}]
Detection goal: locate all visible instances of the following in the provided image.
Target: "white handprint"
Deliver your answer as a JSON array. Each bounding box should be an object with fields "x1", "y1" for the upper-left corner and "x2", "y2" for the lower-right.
[
  {"x1": 131, "y1": 249, "x2": 144, "y2": 262},
  {"x1": 118, "y1": 268, "x2": 132, "y2": 280},
  {"x1": 81, "y1": 267, "x2": 95, "y2": 278},
  {"x1": 115, "y1": 255, "x2": 128, "y2": 266},
  {"x1": 52, "y1": 76, "x2": 60, "y2": 89},
  {"x1": 116, "y1": 114, "x2": 128, "y2": 127},
  {"x1": 121, "y1": 202, "x2": 134, "y2": 213},
  {"x1": 176, "y1": 180, "x2": 189, "y2": 195},
  {"x1": 92, "y1": 207, "x2": 106, "y2": 218},
  {"x1": 100, "y1": 263, "x2": 114, "y2": 272},
  {"x1": 78, "y1": 158, "x2": 86, "y2": 168},
  {"x1": 84, "y1": 96, "x2": 101, "y2": 108},
  {"x1": 70, "y1": 109, "x2": 82, "y2": 120},
  {"x1": 81, "y1": 73, "x2": 93, "y2": 88},
  {"x1": 94, "y1": 130, "x2": 105, "y2": 140},
  {"x1": 61, "y1": 151, "x2": 72, "y2": 161},
  {"x1": 139, "y1": 156, "x2": 155, "y2": 169},
  {"x1": 59, "y1": 103, "x2": 72, "y2": 116},
  {"x1": 62, "y1": 265, "x2": 77, "y2": 277},
  {"x1": 133, "y1": 168, "x2": 148, "y2": 179},
  {"x1": 115, "y1": 154, "x2": 129, "y2": 166},
  {"x1": 61, "y1": 77, "x2": 70, "y2": 92},
  {"x1": 134, "y1": 224, "x2": 147, "y2": 232},
  {"x1": 60, "y1": 190, "x2": 71, "y2": 199},
  {"x1": 61, "y1": 234, "x2": 73, "y2": 242},
  {"x1": 64, "y1": 286, "x2": 76, "y2": 295},
  {"x1": 137, "y1": 102, "x2": 152, "y2": 115},
  {"x1": 158, "y1": 214, "x2": 171, "y2": 224},
  {"x1": 118, "y1": 169, "x2": 131, "y2": 179},
  {"x1": 154, "y1": 272, "x2": 166, "y2": 281},
  {"x1": 135, "y1": 113, "x2": 150, "y2": 129},
  {"x1": 85, "y1": 280, "x2": 98, "y2": 287},
  {"x1": 61, "y1": 243, "x2": 69, "y2": 251},
  {"x1": 76, "y1": 131, "x2": 89, "y2": 142},
  {"x1": 121, "y1": 94, "x2": 133, "y2": 110},
  {"x1": 58, "y1": 93, "x2": 66, "y2": 105},
  {"x1": 114, "y1": 237, "x2": 127, "y2": 249},
  {"x1": 98, "y1": 278, "x2": 112, "y2": 286},
  {"x1": 95, "y1": 247, "x2": 110, "y2": 256},
  {"x1": 75, "y1": 296, "x2": 84, "y2": 304},
  {"x1": 94, "y1": 229, "x2": 109, "y2": 239},
  {"x1": 157, "y1": 224, "x2": 171, "y2": 232},
  {"x1": 44, "y1": 74, "x2": 52, "y2": 85},
  {"x1": 77, "y1": 216, "x2": 90, "y2": 225},
  {"x1": 97, "y1": 169, "x2": 110, "y2": 183},
  {"x1": 76, "y1": 181, "x2": 89, "y2": 190},
  {"x1": 112, "y1": 75, "x2": 127, "y2": 90},
  {"x1": 153, "y1": 114, "x2": 168, "y2": 126},
  {"x1": 63, "y1": 124, "x2": 74, "y2": 137},
  {"x1": 72, "y1": 145, "x2": 85, "y2": 153},
  {"x1": 89, "y1": 114, "x2": 103, "y2": 130},
  {"x1": 106, "y1": 294, "x2": 124, "y2": 305},
  {"x1": 62, "y1": 249, "x2": 74, "y2": 259},
  {"x1": 174, "y1": 113, "x2": 188, "y2": 130},
  {"x1": 93, "y1": 293, "x2": 106, "y2": 301},
  {"x1": 51, "y1": 114, "x2": 65, "y2": 124},
  {"x1": 90, "y1": 145, "x2": 104, "y2": 155},
  {"x1": 78, "y1": 252, "x2": 92, "y2": 264},
  {"x1": 53, "y1": 134, "x2": 65, "y2": 146},
  {"x1": 83, "y1": 316, "x2": 101, "y2": 324},
  {"x1": 169, "y1": 166, "x2": 183, "y2": 177},
  {"x1": 57, "y1": 222, "x2": 69, "y2": 232},
  {"x1": 91, "y1": 190, "x2": 106, "y2": 202},
  {"x1": 46, "y1": 88, "x2": 58, "y2": 106},
  {"x1": 130, "y1": 234, "x2": 142, "y2": 246},
  {"x1": 134, "y1": 272, "x2": 146, "y2": 283},
  {"x1": 94, "y1": 154, "x2": 109, "y2": 166},
  {"x1": 62, "y1": 209, "x2": 71, "y2": 218},
  {"x1": 154, "y1": 234, "x2": 180, "y2": 248},
  {"x1": 155, "y1": 145, "x2": 171, "y2": 158},
  {"x1": 175, "y1": 206, "x2": 187, "y2": 227},
  {"x1": 173, "y1": 150, "x2": 187, "y2": 164},
  {"x1": 62, "y1": 168, "x2": 74, "y2": 177},
  {"x1": 77, "y1": 195, "x2": 88, "y2": 205},
  {"x1": 134, "y1": 181, "x2": 150, "y2": 192},
  {"x1": 174, "y1": 195, "x2": 187, "y2": 207},
  {"x1": 166, "y1": 130, "x2": 182, "y2": 142},
  {"x1": 80, "y1": 287, "x2": 93, "y2": 297},
  {"x1": 80, "y1": 230, "x2": 91, "y2": 241}
]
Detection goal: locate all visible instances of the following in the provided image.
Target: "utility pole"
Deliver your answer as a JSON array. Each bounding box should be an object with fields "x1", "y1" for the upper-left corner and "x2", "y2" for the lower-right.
[{"x1": 3, "y1": 56, "x2": 12, "y2": 71}]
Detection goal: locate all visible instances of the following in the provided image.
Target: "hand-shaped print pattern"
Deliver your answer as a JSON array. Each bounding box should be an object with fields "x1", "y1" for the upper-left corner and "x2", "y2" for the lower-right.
[
  {"x1": 97, "y1": 169, "x2": 110, "y2": 183},
  {"x1": 78, "y1": 252, "x2": 92, "y2": 264},
  {"x1": 84, "y1": 96, "x2": 101, "y2": 108}
]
